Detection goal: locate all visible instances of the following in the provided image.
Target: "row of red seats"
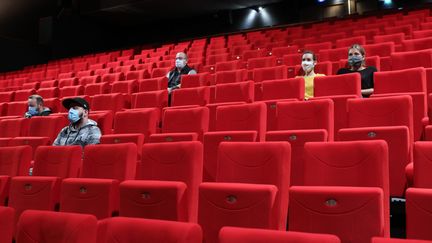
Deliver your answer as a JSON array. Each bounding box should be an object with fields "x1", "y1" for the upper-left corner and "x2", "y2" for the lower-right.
[
  {"x1": 1, "y1": 139, "x2": 432, "y2": 242},
  {"x1": 0, "y1": 140, "x2": 385, "y2": 243},
  {"x1": 5, "y1": 208, "x2": 432, "y2": 243}
]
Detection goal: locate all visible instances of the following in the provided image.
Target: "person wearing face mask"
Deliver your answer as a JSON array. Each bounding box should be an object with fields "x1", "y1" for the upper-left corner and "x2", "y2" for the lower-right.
[
  {"x1": 296, "y1": 51, "x2": 325, "y2": 100},
  {"x1": 166, "y1": 52, "x2": 197, "y2": 94},
  {"x1": 24, "y1": 95, "x2": 51, "y2": 118},
  {"x1": 337, "y1": 44, "x2": 377, "y2": 97},
  {"x1": 53, "y1": 97, "x2": 101, "y2": 147}
]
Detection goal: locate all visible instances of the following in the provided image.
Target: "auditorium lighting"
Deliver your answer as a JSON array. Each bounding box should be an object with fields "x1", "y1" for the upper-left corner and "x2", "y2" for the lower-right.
[
  {"x1": 384, "y1": 0, "x2": 392, "y2": 4},
  {"x1": 317, "y1": 0, "x2": 325, "y2": 3},
  {"x1": 242, "y1": 8, "x2": 258, "y2": 29},
  {"x1": 260, "y1": 7, "x2": 273, "y2": 26}
]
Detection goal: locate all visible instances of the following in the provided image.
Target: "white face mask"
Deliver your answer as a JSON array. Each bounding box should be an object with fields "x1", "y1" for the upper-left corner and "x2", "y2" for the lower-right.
[
  {"x1": 302, "y1": 60, "x2": 315, "y2": 72},
  {"x1": 175, "y1": 59, "x2": 186, "y2": 69}
]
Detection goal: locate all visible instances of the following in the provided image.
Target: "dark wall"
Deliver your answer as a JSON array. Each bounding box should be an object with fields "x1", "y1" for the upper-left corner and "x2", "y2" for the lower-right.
[{"x1": 0, "y1": 0, "x2": 430, "y2": 72}]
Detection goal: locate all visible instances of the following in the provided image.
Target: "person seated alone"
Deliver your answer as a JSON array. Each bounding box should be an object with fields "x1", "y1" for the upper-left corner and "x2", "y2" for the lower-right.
[
  {"x1": 53, "y1": 97, "x2": 101, "y2": 147},
  {"x1": 166, "y1": 52, "x2": 197, "y2": 94},
  {"x1": 24, "y1": 95, "x2": 51, "y2": 118},
  {"x1": 295, "y1": 50, "x2": 325, "y2": 100},
  {"x1": 337, "y1": 44, "x2": 377, "y2": 98}
]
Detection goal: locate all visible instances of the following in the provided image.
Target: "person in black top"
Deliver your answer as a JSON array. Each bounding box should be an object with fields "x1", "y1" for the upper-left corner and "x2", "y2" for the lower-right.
[
  {"x1": 337, "y1": 44, "x2": 377, "y2": 97},
  {"x1": 166, "y1": 52, "x2": 197, "y2": 94}
]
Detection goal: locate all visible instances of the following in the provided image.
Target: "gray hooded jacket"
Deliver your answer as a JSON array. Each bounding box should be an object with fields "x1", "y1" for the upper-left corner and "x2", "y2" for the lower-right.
[{"x1": 53, "y1": 119, "x2": 101, "y2": 147}]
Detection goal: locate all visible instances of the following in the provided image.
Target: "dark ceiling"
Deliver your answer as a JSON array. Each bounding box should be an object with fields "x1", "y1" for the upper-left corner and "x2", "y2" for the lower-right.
[{"x1": 81, "y1": 0, "x2": 284, "y2": 23}]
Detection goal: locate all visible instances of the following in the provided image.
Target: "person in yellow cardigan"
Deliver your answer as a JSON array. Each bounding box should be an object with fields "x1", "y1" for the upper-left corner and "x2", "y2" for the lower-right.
[{"x1": 296, "y1": 51, "x2": 325, "y2": 100}]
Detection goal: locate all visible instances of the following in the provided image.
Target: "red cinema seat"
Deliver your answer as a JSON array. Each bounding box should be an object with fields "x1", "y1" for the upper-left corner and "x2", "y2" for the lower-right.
[
  {"x1": 203, "y1": 131, "x2": 257, "y2": 182},
  {"x1": 403, "y1": 37, "x2": 432, "y2": 51},
  {"x1": 131, "y1": 90, "x2": 168, "y2": 109},
  {"x1": 253, "y1": 66, "x2": 287, "y2": 83},
  {"x1": 374, "y1": 67, "x2": 426, "y2": 94},
  {"x1": 126, "y1": 70, "x2": 150, "y2": 80},
  {"x1": 268, "y1": 45, "x2": 298, "y2": 58},
  {"x1": 303, "y1": 42, "x2": 332, "y2": 54},
  {"x1": 413, "y1": 29, "x2": 432, "y2": 39},
  {"x1": 180, "y1": 73, "x2": 211, "y2": 88},
  {"x1": 215, "y1": 60, "x2": 244, "y2": 72},
  {"x1": 79, "y1": 75, "x2": 101, "y2": 86},
  {"x1": 120, "y1": 142, "x2": 202, "y2": 222},
  {"x1": 94, "y1": 68, "x2": 113, "y2": 77},
  {"x1": 261, "y1": 78, "x2": 304, "y2": 101},
  {"x1": 76, "y1": 70, "x2": 94, "y2": 79},
  {"x1": 247, "y1": 56, "x2": 277, "y2": 70},
  {"x1": 374, "y1": 33, "x2": 405, "y2": 47},
  {"x1": 0, "y1": 146, "x2": 32, "y2": 205},
  {"x1": 275, "y1": 99, "x2": 334, "y2": 140},
  {"x1": 413, "y1": 142, "x2": 432, "y2": 188},
  {"x1": 200, "y1": 183, "x2": 278, "y2": 243},
  {"x1": 28, "y1": 116, "x2": 67, "y2": 143},
  {"x1": 335, "y1": 36, "x2": 366, "y2": 48},
  {"x1": 111, "y1": 80, "x2": 139, "y2": 94},
  {"x1": 91, "y1": 93, "x2": 125, "y2": 112},
  {"x1": 339, "y1": 125, "x2": 410, "y2": 197},
  {"x1": 214, "y1": 81, "x2": 254, "y2": 103},
  {"x1": 347, "y1": 95, "x2": 414, "y2": 142},
  {"x1": 214, "y1": 102, "x2": 266, "y2": 141},
  {"x1": 101, "y1": 72, "x2": 125, "y2": 83},
  {"x1": 39, "y1": 79, "x2": 58, "y2": 88},
  {"x1": 60, "y1": 143, "x2": 137, "y2": 219},
  {"x1": 215, "y1": 69, "x2": 248, "y2": 84},
  {"x1": 153, "y1": 106, "x2": 209, "y2": 141},
  {"x1": 298, "y1": 140, "x2": 390, "y2": 237},
  {"x1": 266, "y1": 128, "x2": 327, "y2": 186},
  {"x1": 219, "y1": 227, "x2": 341, "y2": 243},
  {"x1": 138, "y1": 77, "x2": 168, "y2": 92},
  {"x1": 16, "y1": 210, "x2": 97, "y2": 243},
  {"x1": 406, "y1": 188, "x2": 432, "y2": 241},
  {"x1": 372, "y1": 238, "x2": 432, "y2": 243},
  {"x1": 113, "y1": 109, "x2": 159, "y2": 142},
  {"x1": 384, "y1": 25, "x2": 413, "y2": 37},
  {"x1": 0, "y1": 91, "x2": 14, "y2": 103},
  {"x1": 289, "y1": 186, "x2": 385, "y2": 243},
  {"x1": 58, "y1": 77, "x2": 79, "y2": 88},
  {"x1": 0, "y1": 206, "x2": 14, "y2": 243},
  {"x1": 14, "y1": 89, "x2": 36, "y2": 102},
  {"x1": 391, "y1": 49, "x2": 432, "y2": 71},
  {"x1": 364, "y1": 42, "x2": 395, "y2": 57},
  {"x1": 318, "y1": 47, "x2": 347, "y2": 62},
  {"x1": 6, "y1": 101, "x2": 28, "y2": 116},
  {"x1": 89, "y1": 110, "x2": 114, "y2": 135},
  {"x1": 151, "y1": 67, "x2": 171, "y2": 78},
  {"x1": 32, "y1": 146, "x2": 82, "y2": 178},
  {"x1": 96, "y1": 217, "x2": 202, "y2": 243},
  {"x1": 59, "y1": 85, "x2": 84, "y2": 98},
  {"x1": 7, "y1": 145, "x2": 82, "y2": 226},
  {"x1": 0, "y1": 118, "x2": 29, "y2": 137},
  {"x1": 171, "y1": 86, "x2": 210, "y2": 106},
  {"x1": 313, "y1": 73, "x2": 361, "y2": 97},
  {"x1": 199, "y1": 142, "x2": 290, "y2": 243},
  {"x1": 84, "y1": 82, "x2": 111, "y2": 96},
  {"x1": 44, "y1": 98, "x2": 60, "y2": 113}
]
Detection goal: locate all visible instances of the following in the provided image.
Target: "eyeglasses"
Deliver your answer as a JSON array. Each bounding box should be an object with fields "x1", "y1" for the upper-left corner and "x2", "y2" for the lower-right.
[{"x1": 175, "y1": 57, "x2": 186, "y2": 60}]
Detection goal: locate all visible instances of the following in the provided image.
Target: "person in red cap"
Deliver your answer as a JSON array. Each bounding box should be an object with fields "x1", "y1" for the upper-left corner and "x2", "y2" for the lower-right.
[{"x1": 53, "y1": 97, "x2": 101, "y2": 147}]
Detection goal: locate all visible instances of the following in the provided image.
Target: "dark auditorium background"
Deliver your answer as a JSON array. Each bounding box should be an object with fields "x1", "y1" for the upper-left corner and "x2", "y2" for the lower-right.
[{"x1": 0, "y1": 0, "x2": 428, "y2": 72}]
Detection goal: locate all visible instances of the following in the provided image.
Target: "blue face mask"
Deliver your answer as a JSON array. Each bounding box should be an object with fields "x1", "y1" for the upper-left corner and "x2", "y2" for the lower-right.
[
  {"x1": 175, "y1": 59, "x2": 186, "y2": 69},
  {"x1": 68, "y1": 108, "x2": 81, "y2": 124},
  {"x1": 348, "y1": 55, "x2": 364, "y2": 67},
  {"x1": 28, "y1": 106, "x2": 38, "y2": 115}
]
